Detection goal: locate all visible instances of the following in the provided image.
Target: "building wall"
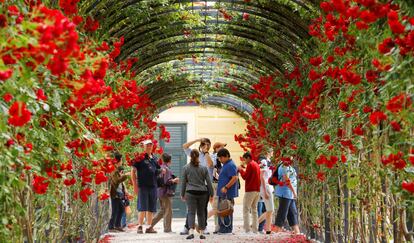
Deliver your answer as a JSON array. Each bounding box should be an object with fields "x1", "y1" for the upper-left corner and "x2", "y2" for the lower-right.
[{"x1": 156, "y1": 106, "x2": 247, "y2": 205}]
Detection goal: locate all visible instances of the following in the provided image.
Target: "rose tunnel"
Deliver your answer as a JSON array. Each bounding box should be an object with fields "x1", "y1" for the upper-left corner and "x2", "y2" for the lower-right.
[
  {"x1": 1, "y1": 0, "x2": 413, "y2": 242},
  {"x1": 79, "y1": 0, "x2": 318, "y2": 113}
]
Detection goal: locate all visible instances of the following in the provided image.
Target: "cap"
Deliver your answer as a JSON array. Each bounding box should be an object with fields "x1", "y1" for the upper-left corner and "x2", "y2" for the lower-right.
[
  {"x1": 142, "y1": 139, "x2": 153, "y2": 145},
  {"x1": 213, "y1": 142, "x2": 227, "y2": 152}
]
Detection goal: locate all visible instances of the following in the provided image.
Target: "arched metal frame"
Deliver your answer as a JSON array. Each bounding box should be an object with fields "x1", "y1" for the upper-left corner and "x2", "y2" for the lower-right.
[
  {"x1": 158, "y1": 94, "x2": 254, "y2": 118},
  {"x1": 80, "y1": 0, "x2": 318, "y2": 110}
]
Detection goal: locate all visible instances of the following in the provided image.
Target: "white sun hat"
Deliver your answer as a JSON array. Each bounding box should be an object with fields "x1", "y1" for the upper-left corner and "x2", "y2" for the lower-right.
[{"x1": 142, "y1": 139, "x2": 153, "y2": 145}]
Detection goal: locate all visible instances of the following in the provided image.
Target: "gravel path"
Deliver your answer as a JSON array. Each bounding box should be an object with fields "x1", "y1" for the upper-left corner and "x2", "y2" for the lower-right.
[{"x1": 101, "y1": 205, "x2": 312, "y2": 243}]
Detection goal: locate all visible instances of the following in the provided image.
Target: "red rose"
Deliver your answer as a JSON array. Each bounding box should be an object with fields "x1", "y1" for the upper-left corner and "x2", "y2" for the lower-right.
[
  {"x1": 94, "y1": 171, "x2": 108, "y2": 185},
  {"x1": 84, "y1": 16, "x2": 99, "y2": 32},
  {"x1": 363, "y1": 106, "x2": 373, "y2": 113},
  {"x1": 36, "y1": 89, "x2": 47, "y2": 101},
  {"x1": 79, "y1": 187, "x2": 94, "y2": 202},
  {"x1": 99, "y1": 192, "x2": 110, "y2": 201},
  {"x1": 320, "y1": 2, "x2": 333, "y2": 13},
  {"x1": 59, "y1": 0, "x2": 80, "y2": 15},
  {"x1": 365, "y1": 70, "x2": 378, "y2": 83},
  {"x1": 339, "y1": 101, "x2": 349, "y2": 112},
  {"x1": 388, "y1": 20, "x2": 406, "y2": 34},
  {"x1": 390, "y1": 121, "x2": 401, "y2": 131},
  {"x1": 355, "y1": 21, "x2": 369, "y2": 30},
  {"x1": 309, "y1": 56, "x2": 323, "y2": 66},
  {"x1": 317, "y1": 171, "x2": 325, "y2": 182},
  {"x1": 64, "y1": 177, "x2": 76, "y2": 186},
  {"x1": 402, "y1": 181, "x2": 414, "y2": 194},
  {"x1": 0, "y1": 69, "x2": 13, "y2": 81},
  {"x1": 8, "y1": 5, "x2": 20, "y2": 16},
  {"x1": 8, "y1": 102, "x2": 32, "y2": 127},
  {"x1": 3, "y1": 93, "x2": 13, "y2": 102},
  {"x1": 72, "y1": 15, "x2": 83, "y2": 25},
  {"x1": 323, "y1": 134, "x2": 330, "y2": 144},
  {"x1": 369, "y1": 111, "x2": 387, "y2": 125},
  {"x1": 32, "y1": 175, "x2": 49, "y2": 194},
  {"x1": 352, "y1": 125, "x2": 364, "y2": 136},
  {"x1": 378, "y1": 38, "x2": 395, "y2": 54},
  {"x1": 386, "y1": 93, "x2": 412, "y2": 113}
]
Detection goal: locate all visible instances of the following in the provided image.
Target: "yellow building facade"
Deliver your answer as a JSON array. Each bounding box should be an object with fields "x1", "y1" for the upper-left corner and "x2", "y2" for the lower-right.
[{"x1": 156, "y1": 106, "x2": 247, "y2": 205}]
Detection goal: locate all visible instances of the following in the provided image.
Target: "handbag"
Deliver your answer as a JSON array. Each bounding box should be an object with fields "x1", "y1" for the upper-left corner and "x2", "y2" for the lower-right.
[
  {"x1": 165, "y1": 174, "x2": 177, "y2": 197},
  {"x1": 217, "y1": 197, "x2": 233, "y2": 217}
]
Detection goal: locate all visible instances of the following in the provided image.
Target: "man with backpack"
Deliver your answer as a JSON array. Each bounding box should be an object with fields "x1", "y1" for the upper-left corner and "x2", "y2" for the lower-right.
[{"x1": 273, "y1": 157, "x2": 300, "y2": 234}]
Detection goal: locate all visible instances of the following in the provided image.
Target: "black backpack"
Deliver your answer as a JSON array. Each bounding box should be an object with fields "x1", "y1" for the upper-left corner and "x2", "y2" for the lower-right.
[
  {"x1": 268, "y1": 162, "x2": 283, "y2": 186},
  {"x1": 157, "y1": 173, "x2": 165, "y2": 187}
]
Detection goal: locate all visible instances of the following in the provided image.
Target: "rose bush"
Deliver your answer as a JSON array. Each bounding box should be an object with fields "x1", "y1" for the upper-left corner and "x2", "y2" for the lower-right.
[
  {"x1": 0, "y1": 1, "x2": 168, "y2": 242},
  {"x1": 237, "y1": 0, "x2": 413, "y2": 241}
]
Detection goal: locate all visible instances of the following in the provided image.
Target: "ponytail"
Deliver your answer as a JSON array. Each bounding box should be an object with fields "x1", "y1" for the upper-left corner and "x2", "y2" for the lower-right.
[{"x1": 190, "y1": 149, "x2": 200, "y2": 167}]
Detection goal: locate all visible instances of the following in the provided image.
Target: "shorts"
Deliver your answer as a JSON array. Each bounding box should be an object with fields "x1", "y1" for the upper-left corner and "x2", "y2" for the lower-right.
[
  {"x1": 263, "y1": 193, "x2": 274, "y2": 212},
  {"x1": 137, "y1": 186, "x2": 157, "y2": 212}
]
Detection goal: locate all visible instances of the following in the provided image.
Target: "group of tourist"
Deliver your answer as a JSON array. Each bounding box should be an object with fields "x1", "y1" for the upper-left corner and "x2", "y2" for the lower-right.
[{"x1": 107, "y1": 137, "x2": 300, "y2": 239}]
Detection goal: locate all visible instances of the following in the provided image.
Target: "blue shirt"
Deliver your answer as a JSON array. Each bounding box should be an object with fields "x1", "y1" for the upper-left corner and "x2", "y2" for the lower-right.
[
  {"x1": 274, "y1": 165, "x2": 297, "y2": 199},
  {"x1": 133, "y1": 154, "x2": 160, "y2": 188},
  {"x1": 217, "y1": 159, "x2": 238, "y2": 199},
  {"x1": 184, "y1": 148, "x2": 214, "y2": 180}
]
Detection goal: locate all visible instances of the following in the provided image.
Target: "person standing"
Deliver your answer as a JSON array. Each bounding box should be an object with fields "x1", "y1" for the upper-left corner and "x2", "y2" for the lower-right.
[
  {"x1": 208, "y1": 142, "x2": 226, "y2": 233},
  {"x1": 108, "y1": 152, "x2": 130, "y2": 232},
  {"x1": 181, "y1": 138, "x2": 213, "y2": 235},
  {"x1": 258, "y1": 158, "x2": 275, "y2": 234},
  {"x1": 147, "y1": 153, "x2": 179, "y2": 233},
  {"x1": 131, "y1": 139, "x2": 164, "y2": 234},
  {"x1": 274, "y1": 159, "x2": 300, "y2": 234},
  {"x1": 216, "y1": 148, "x2": 238, "y2": 234},
  {"x1": 238, "y1": 151, "x2": 261, "y2": 234},
  {"x1": 181, "y1": 149, "x2": 214, "y2": 240}
]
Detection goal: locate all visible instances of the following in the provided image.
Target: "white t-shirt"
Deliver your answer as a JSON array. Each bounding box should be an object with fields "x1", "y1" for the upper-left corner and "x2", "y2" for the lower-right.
[{"x1": 259, "y1": 160, "x2": 274, "y2": 197}]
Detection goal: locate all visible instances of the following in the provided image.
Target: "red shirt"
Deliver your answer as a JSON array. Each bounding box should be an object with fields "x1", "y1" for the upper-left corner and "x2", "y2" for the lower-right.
[{"x1": 239, "y1": 161, "x2": 261, "y2": 192}]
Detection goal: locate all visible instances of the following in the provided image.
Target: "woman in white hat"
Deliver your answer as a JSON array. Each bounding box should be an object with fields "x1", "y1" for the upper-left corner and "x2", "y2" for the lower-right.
[{"x1": 258, "y1": 157, "x2": 274, "y2": 234}]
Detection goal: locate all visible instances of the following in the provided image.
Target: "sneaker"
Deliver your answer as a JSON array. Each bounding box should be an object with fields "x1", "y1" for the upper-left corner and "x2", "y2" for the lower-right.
[
  {"x1": 186, "y1": 234, "x2": 194, "y2": 240},
  {"x1": 145, "y1": 227, "x2": 157, "y2": 233},
  {"x1": 203, "y1": 229, "x2": 210, "y2": 235},
  {"x1": 180, "y1": 227, "x2": 189, "y2": 235},
  {"x1": 137, "y1": 226, "x2": 143, "y2": 234},
  {"x1": 200, "y1": 235, "x2": 206, "y2": 239},
  {"x1": 115, "y1": 227, "x2": 125, "y2": 232}
]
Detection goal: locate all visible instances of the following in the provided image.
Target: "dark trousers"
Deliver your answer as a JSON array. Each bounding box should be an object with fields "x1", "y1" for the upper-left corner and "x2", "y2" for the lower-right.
[
  {"x1": 186, "y1": 192, "x2": 209, "y2": 230},
  {"x1": 108, "y1": 198, "x2": 125, "y2": 229},
  {"x1": 184, "y1": 199, "x2": 209, "y2": 230},
  {"x1": 275, "y1": 197, "x2": 298, "y2": 227},
  {"x1": 218, "y1": 198, "x2": 234, "y2": 233},
  {"x1": 257, "y1": 201, "x2": 266, "y2": 231}
]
